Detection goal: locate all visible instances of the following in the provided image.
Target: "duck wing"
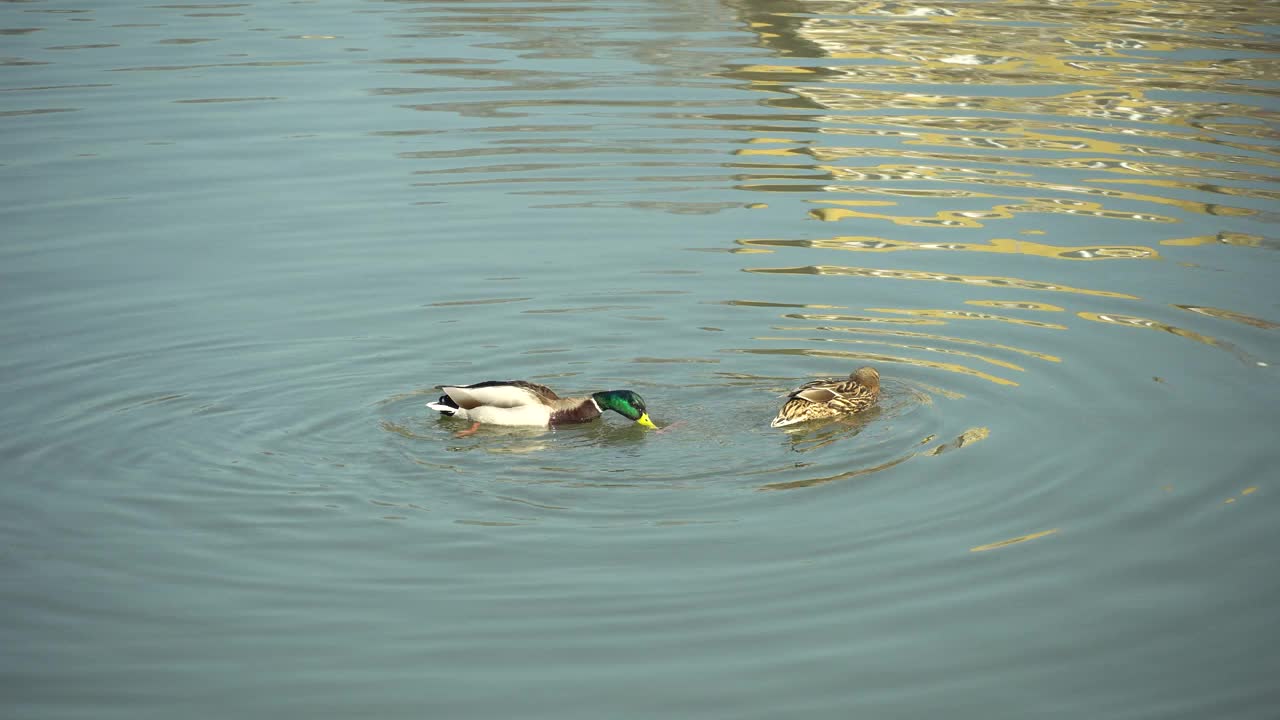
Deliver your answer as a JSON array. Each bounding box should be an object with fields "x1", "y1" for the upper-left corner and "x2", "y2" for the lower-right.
[
  {"x1": 440, "y1": 380, "x2": 560, "y2": 409},
  {"x1": 793, "y1": 386, "x2": 838, "y2": 404},
  {"x1": 824, "y1": 380, "x2": 878, "y2": 412},
  {"x1": 783, "y1": 377, "x2": 839, "y2": 400},
  {"x1": 786, "y1": 378, "x2": 876, "y2": 409}
]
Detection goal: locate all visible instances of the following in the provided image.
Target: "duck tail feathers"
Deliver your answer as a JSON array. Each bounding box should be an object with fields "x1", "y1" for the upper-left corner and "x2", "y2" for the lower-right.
[{"x1": 427, "y1": 395, "x2": 459, "y2": 416}]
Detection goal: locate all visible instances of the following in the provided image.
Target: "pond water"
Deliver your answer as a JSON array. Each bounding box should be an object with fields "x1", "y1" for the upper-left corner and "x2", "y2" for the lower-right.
[{"x1": 2, "y1": 1, "x2": 1278, "y2": 717}]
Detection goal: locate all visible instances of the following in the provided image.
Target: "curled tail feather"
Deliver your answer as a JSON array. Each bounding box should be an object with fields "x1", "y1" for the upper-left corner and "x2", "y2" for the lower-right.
[{"x1": 427, "y1": 394, "x2": 459, "y2": 416}]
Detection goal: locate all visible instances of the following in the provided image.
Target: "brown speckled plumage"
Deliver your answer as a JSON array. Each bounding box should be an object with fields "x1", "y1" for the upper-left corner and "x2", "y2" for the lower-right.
[{"x1": 771, "y1": 366, "x2": 880, "y2": 428}]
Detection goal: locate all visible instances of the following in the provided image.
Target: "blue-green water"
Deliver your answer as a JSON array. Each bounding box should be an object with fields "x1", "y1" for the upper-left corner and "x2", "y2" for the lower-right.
[{"x1": 3, "y1": 1, "x2": 1278, "y2": 717}]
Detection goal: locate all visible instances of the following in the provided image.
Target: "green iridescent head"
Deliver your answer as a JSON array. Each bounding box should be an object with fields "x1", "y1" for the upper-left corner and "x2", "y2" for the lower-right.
[{"x1": 592, "y1": 390, "x2": 657, "y2": 429}]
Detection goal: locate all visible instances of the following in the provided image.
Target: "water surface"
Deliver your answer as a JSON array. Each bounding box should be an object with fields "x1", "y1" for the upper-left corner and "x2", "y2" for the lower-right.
[{"x1": 2, "y1": 1, "x2": 1278, "y2": 718}]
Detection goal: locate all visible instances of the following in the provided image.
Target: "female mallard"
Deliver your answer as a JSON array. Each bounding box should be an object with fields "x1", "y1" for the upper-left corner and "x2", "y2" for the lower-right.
[
  {"x1": 770, "y1": 366, "x2": 880, "y2": 428},
  {"x1": 427, "y1": 380, "x2": 657, "y2": 434}
]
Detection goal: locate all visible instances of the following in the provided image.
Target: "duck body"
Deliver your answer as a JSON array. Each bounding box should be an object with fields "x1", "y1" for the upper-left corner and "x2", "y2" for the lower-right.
[
  {"x1": 771, "y1": 366, "x2": 880, "y2": 428},
  {"x1": 427, "y1": 380, "x2": 656, "y2": 429}
]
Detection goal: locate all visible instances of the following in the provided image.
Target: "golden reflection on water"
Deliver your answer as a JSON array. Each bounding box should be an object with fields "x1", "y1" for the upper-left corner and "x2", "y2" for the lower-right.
[
  {"x1": 806, "y1": 197, "x2": 1177, "y2": 227},
  {"x1": 1078, "y1": 311, "x2": 1265, "y2": 365},
  {"x1": 724, "y1": 0, "x2": 1277, "y2": 504},
  {"x1": 1224, "y1": 487, "x2": 1260, "y2": 505},
  {"x1": 738, "y1": 347, "x2": 1018, "y2": 387},
  {"x1": 737, "y1": 127, "x2": 1280, "y2": 182},
  {"x1": 770, "y1": 325, "x2": 1061, "y2": 363},
  {"x1": 810, "y1": 171, "x2": 1250, "y2": 220},
  {"x1": 784, "y1": 312, "x2": 946, "y2": 326},
  {"x1": 738, "y1": 0, "x2": 1276, "y2": 92},
  {"x1": 970, "y1": 528, "x2": 1060, "y2": 553},
  {"x1": 1161, "y1": 233, "x2": 1280, "y2": 251},
  {"x1": 863, "y1": 308, "x2": 1068, "y2": 330},
  {"x1": 1174, "y1": 306, "x2": 1279, "y2": 331},
  {"x1": 725, "y1": 0, "x2": 1279, "y2": 255},
  {"x1": 1080, "y1": 311, "x2": 1225, "y2": 348},
  {"x1": 745, "y1": 265, "x2": 1139, "y2": 299},
  {"x1": 755, "y1": 334, "x2": 1027, "y2": 372},
  {"x1": 738, "y1": 236, "x2": 1157, "y2": 260},
  {"x1": 964, "y1": 300, "x2": 1063, "y2": 312}
]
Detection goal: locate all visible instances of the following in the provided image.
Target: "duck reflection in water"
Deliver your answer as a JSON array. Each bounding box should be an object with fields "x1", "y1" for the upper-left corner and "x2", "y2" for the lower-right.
[{"x1": 781, "y1": 409, "x2": 881, "y2": 454}]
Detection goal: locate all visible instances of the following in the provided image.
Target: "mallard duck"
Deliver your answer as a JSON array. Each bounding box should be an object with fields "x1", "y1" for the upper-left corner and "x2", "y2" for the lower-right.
[
  {"x1": 770, "y1": 366, "x2": 880, "y2": 428},
  {"x1": 427, "y1": 380, "x2": 657, "y2": 434}
]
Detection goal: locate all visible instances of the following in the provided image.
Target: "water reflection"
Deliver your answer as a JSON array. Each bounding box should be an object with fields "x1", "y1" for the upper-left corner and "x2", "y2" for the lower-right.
[
  {"x1": 1079, "y1": 311, "x2": 1266, "y2": 365},
  {"x1": 964, "y1": 300, "x2": 1063, "y2": 312},
  {"x1": 927, "y1": 426, "x2": 989, "y2": 456},
  {"x1": 768, "y1": 325, "x2": 1062, "y2": 363},
  {"x1": 4, "y1": 2, "x2": 1278, "y2": 718},
  {"x1": 754, "y1": 334, "x2": 1028, "y2": 371},
  {"x1": 1162, "y1": 232, "x2": 1280, "y2": 250},
  {"x1": 778, "y1": 408, "x2": 879, "y2": 453},
  {"x1": 738, "y1": 235, "x2": 1158, "y2": 260},
  {"x1": 721, "y1": 0, "x2": 1276, "y2": 528},
  {"x1": 726, "y1": 28, "x2": 1280, "y2": 387},
  {"x1": 805, "y1": 197, "x2": 1178, "y2": 227},
  {"x1": 758, "y1": 424, "x2": 992, "y2": 492},
  {"x1": 969, "y1": 528, "x2": 1060, "y2": 553},
  {"x1": 720, "y1": 0, "x2": 1280, "y2": 317},
  {"x1": 745, "y1": 264, "x2": 1139, "y2": 298},
  {"x1": 1175, "y1": 305, "x2": 1280, "y2": 331},
  {"x1": 738, "y1": 347, "x2": 1019, "y2": 387},
  {"x1": 862, "y1": 308, "x2": 1068, "y2": 330}
]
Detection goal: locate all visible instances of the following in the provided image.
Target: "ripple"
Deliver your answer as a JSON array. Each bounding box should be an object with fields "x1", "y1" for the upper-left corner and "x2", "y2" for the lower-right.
[
  {"x1": 1079, "y1": 311, "x2": 1267, "y2": 365},
  {"x1": 1175, "y1": 305, "x2": 1279, "y2": 330},
  {"x1": 172, "y1": 96, "x2": 282, "y2": 104},
  {"x1": 807, "y1": 197, "x2": 1180, "y2": 227},
  {"x1": 0, "y1": 107, "x2": 77, "y2": 117},
  {"x1": 738, "y1": 235, "x2": 1160, "y2": 261},
  {"x1": 375, "y1": 367, "x2": 967, "y2": 509},
  {"x1": 969, "y1": 527, "x2": 1060, "y2": 553},
  {"x1": 737, "y1": 347, "x2": 1021, "y2": 387},
  {"x1": 4, "y1": 0, "x2": 1278, "y2": 716},
  {"x1": 766, "y1": 325, "x2": 1062, "y2": 362},
  {"x1": 745, "y1": 264, "x2": 1140, "y2": 299}
]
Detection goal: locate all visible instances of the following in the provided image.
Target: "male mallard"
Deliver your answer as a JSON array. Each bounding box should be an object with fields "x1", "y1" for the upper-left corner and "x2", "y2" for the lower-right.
[
  {"x1": 427, "y1": 380, "x2": 657, "y2": 434},
  {"x1": 770, "y1": 366, "x2": 880, "y2": 428}
]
